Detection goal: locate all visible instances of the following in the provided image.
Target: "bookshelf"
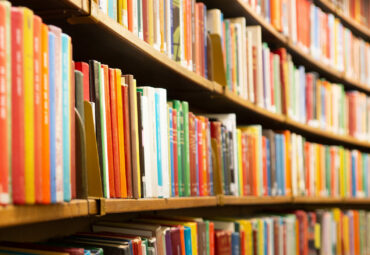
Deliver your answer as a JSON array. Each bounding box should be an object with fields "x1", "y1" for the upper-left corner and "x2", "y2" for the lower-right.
[
  {"x1": 29, "y1": 0, "x2": 368, "y2": 151},
  {"x1": 314, "y1": 0, "x2": 370, "y2": 39},
  {"x1": 1, "y1": 0, "x2": 369, "y2": 251},
  {"x1": 203, "y1": 0, "x2": 370, "y2": 94}
]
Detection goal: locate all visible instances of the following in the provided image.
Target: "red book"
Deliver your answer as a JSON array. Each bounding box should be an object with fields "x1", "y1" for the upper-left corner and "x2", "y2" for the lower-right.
[
  {"x1": 33, "y1": 15, "x2": 43, "y2": 203},
  {"x1": 262, "y1": 136, "x2": 267, "y2": 196},
  {"x1": 189, "y1": 112, "x2": 197, "y2": 196},
  {"x1": 102, "y1": 65, "x2": 115, "y2": 198},
  {"x1": 240, "y1": 230, "x2": 245, "y2": 255},
  {"x1": 215, "y1": 230, "x2": 231, "y2": 255},
  {"x1": 295, "y1": 211, "x2": 308, "y2": 255},
  {"x1": 205, "y1": 118, "x2": 211, "y2": 195},
  {"x1": 75, "y1": 62, "x2": 90, "y2": 101},
  {"x1": 172, "y1": 109, "x2": 179, "y2": 196},
  {"x1": 241, "y1": 133, "x2": 248, "y2": 196},
  {"x1": 209, "y1": 222, "x2": 215, "y2": 255},
  {"x1": 269, "y1": 52, "x2": 275, "y2": 110},
  {"x1": 197, "y1": 117, "x2": 204, "y2": 196},
  {"x1": 127, "y1": 0, "x2": 133, "y2": 32},
  {"x1": 195, "y1": 4, "x2": 200, "y2": 75},
  {"x1": 142, "y1": 0, "x2": 148, "y2": 43},
  {"x1": 11, "y1": 8, "x2": 25, "y2": 204},
  {"x1": 201, "y1": 117, "x2": 208, "y2": 196},
  {"x1": 108, "y1": 68, "x2": 121, "y2": 197},
  {"x1": 122, "y1": 83, "x2": 133, "y2": 198},
  {"x1": 251, "y1": 135, "x2": 257, "y2": 196},
  {"x1": 0, "y1": 2, "x2": 9, "y2": 205},
  {"x1": 70, "y1": 61, "x2": 76, "y2": 199}
]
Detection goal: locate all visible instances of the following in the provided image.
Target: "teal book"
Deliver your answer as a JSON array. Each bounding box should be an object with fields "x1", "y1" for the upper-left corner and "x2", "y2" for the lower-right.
[
  {"x1": 155, "y1": 91, "x2": 163, "y2": 197},
  {"x1": 182, "y1": 101, "x2": 190, "y2": 197},
  {"x1": 184, "y1": 226, "x2": 192, "y2": 255},
  {"x1": 61, "y1": 34, "x2": 71, "y2": 201}
]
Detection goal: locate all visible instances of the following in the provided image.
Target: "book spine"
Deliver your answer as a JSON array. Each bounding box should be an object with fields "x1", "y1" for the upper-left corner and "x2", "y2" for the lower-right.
[
  {"x1": 23, "y1": 8, "x2": 35, "y2": 204},
  {"x1": 122, "y1": 84, "x2": 132, "y2": 197},
  {"x1": 0, "y1": 2, "x2": 10, "y2": 205},
  {"x1": 61, "y1": 34, "x2": 71, "y2": 201},
  {"x1": 154, "y1": 92, "x2": 163, "y2": 197},
  {"x1": 168, "y1": 107, "x2": 175, "y2": 196},
  {"x1": 207, "y1": 119, "x2": 213, "y2": 195},
  {"x1": 182, "y1": 102, "x2": 190, "y2": 196},
  {"x1": 172, "y1": 108, "x2": 179, "y2": 196},
  {"x1": 201, "y1": 118, "x2": 208, "y2": 195},
  {"x1": 194, "y1": 117, "x2": 199, "y2": 196},
  {"x1": 197, "y1": 117, "x2": 204, "y2": 196},
  {"x1": 41, "y1": 24, "x2": 51, "y2": 204}
]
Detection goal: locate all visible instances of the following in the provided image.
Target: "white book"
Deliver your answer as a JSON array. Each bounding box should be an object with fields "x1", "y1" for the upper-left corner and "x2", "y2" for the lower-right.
[
  {"x1": 207, "y1": 9, "x2": 222, "y2": 36},
  {"x1": 204, "y1": 113, "x2": 239, "y2": 196},
  {"x1": 246, "y1": 26, "x2": 263, "y2": 108},
  {"x1": 137, "y1": 86, "x2": 158, "y2": 197},
  {"x1": 99, "y1": 0, "x2": 108, "y2": 14},
  {"x1": 99, "y1": 67, "x2": 110, "y2": 198},
  {"x1": 153, "y1": 0, "x2": 160, "y2": 51},
  {"x1": 132, "y1": 0, "x2": 138, "y2": 36},
  {"x1": 49, "y1": 25, "x2": 64, "y2": 202},
  {"x1": 246, "y1": 30, "x2": 254, "y2": 103},
  {"x1": 140, "y1": 95, "x2": 153, "y2": 198},
  {"x1": 156, "y1": 88, "x2": 170, "y2": 198}
]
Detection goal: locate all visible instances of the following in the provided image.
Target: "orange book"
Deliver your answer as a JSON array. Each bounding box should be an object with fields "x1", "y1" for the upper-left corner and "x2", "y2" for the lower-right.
[
  {"x1": 159, "y1": 0, "x2": 164, "y2": 52},
  {"x1": 270, "y1": 0, "x2": 281, "y2": 32},
  {"x1": 102, "y1": 65, "x2": 115, "y2": 198},
  {"x1": 284, "y1": 131, "x2": 291, "y2": 196},
  {"x1": 357, "y1": 152, "x2": 362, "y2": 195},
  {"x1": 262, "y1": 137, "x2": 267, "y2": 196},
  {"x1": 109, "y1": 68, "x2": 121, "y2": 198},
  {"x1": 127, "y1": 0, "x2": 133, "y2": 32},
  {"x1": 179, "y1": 226, "x2": 186, "y2": 255},
  {"x1": 33, "y1": 15, "x2": 43, "y2": 203},
  {"x1": 353, "y1": 211, "x2": 359, "y2": 255},
  {"x1": 115, "y1": 70, "x2": 127, "y2": 198},
  {"x1": 41, "y1": 23, "x2": 51, "y2": 204}
]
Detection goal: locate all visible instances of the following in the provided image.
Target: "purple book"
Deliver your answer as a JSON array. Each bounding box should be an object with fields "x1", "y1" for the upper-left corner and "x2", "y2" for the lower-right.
[{"x1": 165, "y1": 229, "x2": 173, "y2": 255}]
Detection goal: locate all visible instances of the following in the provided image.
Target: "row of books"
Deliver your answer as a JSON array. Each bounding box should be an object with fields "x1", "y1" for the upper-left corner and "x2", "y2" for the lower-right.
[
  {"x1": 99, "y1": 0, "x2": 209, "y2": 78},
  {"x1": 97, "y1": 0, "x2": 370, "y2": 89},
  {"x1": 325, "y1": 0, "x2": 370, "y2": 27},
  {"x1": 243, "y1": 0, "x2": 370, "y2": 86},
  {"x1": 1, "y1": 209, "x2": 369, "y2": 255}
]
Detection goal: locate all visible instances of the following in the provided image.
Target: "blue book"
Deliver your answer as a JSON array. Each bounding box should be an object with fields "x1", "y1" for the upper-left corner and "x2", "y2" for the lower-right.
[
  {"x1": 231, "y1": 232, "x2": 240, "y2": 255},
  {"x1": 275, "y1": 135, "x2": 281, "y2": 196},
  {"x1": 184, "y1": 227, "x2": 192, "y2": 255},
  {"x1": 61, "y1": 34, "x2": 71, "y2": 202},
  {"x1": 207, "y1": 121, "x2": 214, "y2": 195},
  {"x1": 264, "y1": 221, "x2": 268, "y2": 255},
  {"x1": 266, "y1": 138, "x2": 271, "y2": 196},
  {"x1": 280, "y1": 135, "x2": 286, "y2": 196},
  {"x1": 194, "y1": 118, "x2": 199, "y2": 196},
  {"x1": 107, "y1": 0, "x2": 117, "y2": 21},
  {"x1": 203, "y1": 4, "x2": 208, "y2": 79},
  {"x1": 48, "y1": 32, "x2": 57, "y2": 203},
  {"x1": 155, "y1": 92, "x2": 163, "y2": 197},
  {"x1": 169, "y1": 107, "x2": 175, "y2": 196},
  {"x1": 351, "y1": 152, "x2": 356, "y2": 197}
]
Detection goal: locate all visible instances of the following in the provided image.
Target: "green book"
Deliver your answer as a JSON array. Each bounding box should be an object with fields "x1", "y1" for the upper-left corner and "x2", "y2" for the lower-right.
[
  {"x1": 225, "y1": 20, "x2": 231, "y2": 90},
  {"x1": 182, "y1": 102, "x2": 190, "y2": 197},
  {"x1": 172, "y1": 100, "x2": 184, "y2": 196},
  {"x1": 205, "y1": 220, "x2": 210, "y2": 255},
  {"x1": 274, "y1": 55, "x2": 282, "y2": 114}
]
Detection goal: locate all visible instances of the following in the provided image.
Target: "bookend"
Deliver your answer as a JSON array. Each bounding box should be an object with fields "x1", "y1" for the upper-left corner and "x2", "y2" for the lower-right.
[{"x1": 207, "y1": 33, "x2": 227, "y2": 87}]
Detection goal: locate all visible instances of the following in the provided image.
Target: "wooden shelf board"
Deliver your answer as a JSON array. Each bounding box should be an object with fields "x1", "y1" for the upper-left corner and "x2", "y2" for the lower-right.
[
  {"x1": 104, "y1": 197, "x2": 218, "y2": 214},
  {"x1": 0, "y1": 200, "x2": 90, "y2": 228},
  {"x1": 221, "y1": 196, "x2": 292, "y2": 205},
  {"x1": 314, "y1": 0, "x2": 370, "y2": 39},
  {"x1": 293, "y1": 197, "x2": 344, "y2": 204}
]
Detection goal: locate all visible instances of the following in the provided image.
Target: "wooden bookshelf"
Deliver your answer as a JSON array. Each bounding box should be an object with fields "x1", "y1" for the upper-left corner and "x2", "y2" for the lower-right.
[
  {"x1": 202, "y1": 0, "x2": 370, "y2": 94},
  {"x1": 220, "y1": 196, "x2": 292, "y2": 205},
  {"x1": 314, "y1": 0, "x2": 370, "y2": 39},
  {"x1": 103, "y1": 197, "x2": 218, "y2": 214},
  {"x1": 0, "y1": 199, "x2": 92, "y2": 228}
]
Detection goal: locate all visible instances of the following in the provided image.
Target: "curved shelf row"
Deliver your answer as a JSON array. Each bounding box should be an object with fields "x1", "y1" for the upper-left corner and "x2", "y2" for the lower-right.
[
  {"x1": 203, "y1": 0, "x2": 370, "y2": 94},
  {"x1": 314, "y1": 0, "x2": 370, "y2": 39},
  {"x1": 1, "y1": 196, "x2": 370, "y2": 228}
]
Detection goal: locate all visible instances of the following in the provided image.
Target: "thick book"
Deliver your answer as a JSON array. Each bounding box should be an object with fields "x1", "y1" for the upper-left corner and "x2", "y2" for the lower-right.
[
  {"x1": 123, "y1": 75, "x2": 141, "y2": 198},
  {"x1": 49, "y1": 25, "x2": 64, "y2": 203}
]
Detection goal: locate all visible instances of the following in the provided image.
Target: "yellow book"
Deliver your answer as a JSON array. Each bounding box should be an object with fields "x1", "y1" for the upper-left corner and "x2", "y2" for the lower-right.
[
  {"x1": 342, "y1": 214, "x2": 350, "y2": 254},
  {"x1": 117, "y1": 0, "x2": 123, "y2": 24},
  {"x1": 116, "y1": 71, "x2": 127, "y2": 198},
  {"x1": 239, "y1": 125, "x2": 262, "y2": 196},
  {"x1": 22, "y1": 7, "x2": 35, "y2": 204},
  {"x1": 258, "y1": 220, "x2": 263, "y2": 255},
  {"x1": 332, "y1": 209, "x2": 342, "y2": 255},
  {"x1": 122, "y1": 0, "x2": 128, "y2": 28},
  {"x1": 237, "y1": 220, "x2": 252, "y2": 255},
  {"x1": 237, "y1": 129, "x2": 243, "y2": 196}
]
